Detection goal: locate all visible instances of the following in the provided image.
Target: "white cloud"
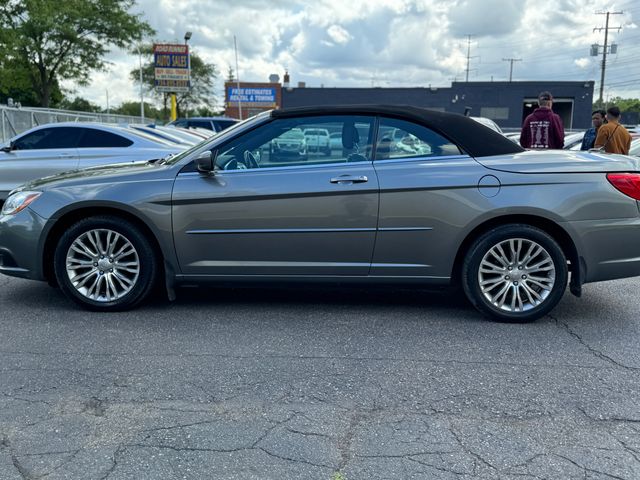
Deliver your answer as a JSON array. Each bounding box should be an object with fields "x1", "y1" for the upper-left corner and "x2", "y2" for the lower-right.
[
  {"x1": 326, "y1": 25, "x2": 352, "y2": 45},
  {"x1": 67, "y1": 0, "x2": 640, "y2": 108},
  {"x1": 574, "y1": 58, "x2": 591, "y2": 69}
]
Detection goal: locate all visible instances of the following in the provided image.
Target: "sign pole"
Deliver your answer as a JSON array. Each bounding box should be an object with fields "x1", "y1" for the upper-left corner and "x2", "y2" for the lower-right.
[
  {"x1": 137, "y1": 44, "x2": 145, "y2": 123},
  {"x1": 170, "y1": 94, "x2": 177, "y2": 121}
]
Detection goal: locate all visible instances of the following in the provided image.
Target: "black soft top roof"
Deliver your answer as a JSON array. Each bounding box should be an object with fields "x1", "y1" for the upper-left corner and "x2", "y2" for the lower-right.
[{"x1": 272, "y1": 105, "x2": 523, "y2": 157}]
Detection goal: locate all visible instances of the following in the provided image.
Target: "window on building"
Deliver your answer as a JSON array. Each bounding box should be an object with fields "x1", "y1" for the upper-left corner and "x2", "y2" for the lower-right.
[{"x1": 480, "y1": 107, "x2": 509, "y2": 120}]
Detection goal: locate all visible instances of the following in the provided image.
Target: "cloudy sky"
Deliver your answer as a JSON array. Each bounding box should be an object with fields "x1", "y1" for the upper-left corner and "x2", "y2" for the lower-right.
[{"x1": 65, "y1": 0, "x2": 640, "y2": 109}]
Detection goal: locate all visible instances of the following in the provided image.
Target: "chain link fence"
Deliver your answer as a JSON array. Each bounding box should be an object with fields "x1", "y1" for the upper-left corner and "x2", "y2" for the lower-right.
[{"x1": 0, "y1": 105, "x2": 154, "y2": 143}]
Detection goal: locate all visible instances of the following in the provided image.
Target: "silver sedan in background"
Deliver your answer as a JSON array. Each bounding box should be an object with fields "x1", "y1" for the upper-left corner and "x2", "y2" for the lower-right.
[
  {"x1": 2, "y1": 105, "x2": 640, "y2": 323},
  {"x1": 0, "y1": 122, "x2": 185, "y2": 202}
]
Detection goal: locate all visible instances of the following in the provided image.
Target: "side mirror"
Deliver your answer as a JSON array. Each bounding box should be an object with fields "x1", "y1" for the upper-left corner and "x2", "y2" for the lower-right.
[
  {"x1": 196, "y1": 150, "x2": 215, "y2": 173},
  {"x1": 1, "y1": 142, "x2": 15, "y2": 153}
]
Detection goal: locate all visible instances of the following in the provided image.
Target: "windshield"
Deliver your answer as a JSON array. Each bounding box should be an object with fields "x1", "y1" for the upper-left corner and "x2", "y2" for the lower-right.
[{"x1": 161, "y1": 112, "x2": 269, "y2": 165}]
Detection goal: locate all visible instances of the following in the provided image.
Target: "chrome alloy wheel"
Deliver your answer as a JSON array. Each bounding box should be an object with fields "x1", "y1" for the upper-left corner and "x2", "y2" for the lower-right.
[
  {"x1": 477, "y1": 238, "x2": 556, "y2": 313},
  {"x1": 65, "y1": 229, "x2": 140, "y2": 302}
]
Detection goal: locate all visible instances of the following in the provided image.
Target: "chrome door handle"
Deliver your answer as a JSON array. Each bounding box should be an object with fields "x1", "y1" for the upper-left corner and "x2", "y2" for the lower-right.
[{"x1": 330, "y1": 175, "x2": 368, "y2": 184}]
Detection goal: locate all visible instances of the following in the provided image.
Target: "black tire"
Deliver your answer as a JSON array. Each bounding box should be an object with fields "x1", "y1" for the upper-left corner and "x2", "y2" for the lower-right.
[
  {"x1": 462, "y1": 224, "x2": 568, "y2": 323},
  {"x1": 53, "y1": 216, "x2": 158, "y2": 311}
]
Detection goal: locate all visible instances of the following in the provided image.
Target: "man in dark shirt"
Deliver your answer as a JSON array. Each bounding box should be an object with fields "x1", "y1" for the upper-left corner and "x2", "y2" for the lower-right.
[
  {"x1": 580, "y1": 109, "x2": 606, "y2": 150},
  {"x1": 520, "y1": 91, "x2": 565, "y2": 149}
]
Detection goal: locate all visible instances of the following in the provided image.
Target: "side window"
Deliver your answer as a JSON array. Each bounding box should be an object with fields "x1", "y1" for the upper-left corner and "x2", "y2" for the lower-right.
[
  {"x1": 13, "y1": 127, "x2": 83, "y2": 150},
  {"x1": 214, "y1": 115, "x2": 375, "y2": 171},
  {"x1": 78, "y1": 129, "x2": 133, "y2": 148},
  {"x1": 213, "y1": 120, "x2": 236, "y2": 132},
  {"x1": 375, "y1": 118, "x2": 462, "y2": 160},
  {"x1": 190, "y1": 121, "x2": 214, "y2": 131}
]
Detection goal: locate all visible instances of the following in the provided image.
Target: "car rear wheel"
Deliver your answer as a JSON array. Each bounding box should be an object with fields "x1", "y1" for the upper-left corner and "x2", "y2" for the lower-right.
[
  {"x1": 462, "y1": 224, "x2": 568, "y2": 322},
  {"x1": 53, "y1": 216, "x2": 158, "y2": 311}
]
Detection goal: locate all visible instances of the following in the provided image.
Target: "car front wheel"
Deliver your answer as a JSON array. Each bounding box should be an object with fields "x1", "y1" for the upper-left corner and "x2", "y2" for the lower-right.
[
  {"x1": 53, "y1": 216, "x2": 158, "y2": 311},
  {"x1": 462, "y1": 224, "x2": 568, "y2": 322}
]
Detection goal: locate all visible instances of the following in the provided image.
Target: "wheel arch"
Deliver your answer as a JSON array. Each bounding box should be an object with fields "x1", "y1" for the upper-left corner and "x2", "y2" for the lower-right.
[
  {"x1": 42, "y1": 206, "x2": 167, "y2": 287},
  {"x1": 451, "y1": 214, "x2": 582, "y2": 292}
]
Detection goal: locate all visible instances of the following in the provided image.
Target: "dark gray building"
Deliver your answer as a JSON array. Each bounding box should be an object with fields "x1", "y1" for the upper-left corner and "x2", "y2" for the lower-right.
[{"x1": 282, "y1": 81, "x2": 595, "y2": 130}]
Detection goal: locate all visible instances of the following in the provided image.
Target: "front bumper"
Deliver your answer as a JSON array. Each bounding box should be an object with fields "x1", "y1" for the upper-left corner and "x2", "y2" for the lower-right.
[{"x1": 0, "y1": 207, "x2": 48, "y2": 280}]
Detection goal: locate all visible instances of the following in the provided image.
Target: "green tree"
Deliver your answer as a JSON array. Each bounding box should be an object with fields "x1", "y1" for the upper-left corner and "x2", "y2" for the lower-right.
[
  {"x1": 0, "y1": 58, "x2": 63, "y2": 107},
  {"x1": 0, "y1": 0, "x2": 154, "y2": 107},
  {"x1": 112, "y1": 100, "x2": 161, "y2": 119},
  {"x1": 612, "y1": 97, "x2": 640, "y2": 112},
  {"x1": 595, "y1": 97, "x2": 640, "y2": 112},
  {"x1": 130, "y1": 44, "x2": 218, "y2": 119},
  {"x1": 226, "y1": 66, "x2": 235, "y2": 82},
  {"x1": 59, "y1": 96, "x2": 101, "y2": 113}
]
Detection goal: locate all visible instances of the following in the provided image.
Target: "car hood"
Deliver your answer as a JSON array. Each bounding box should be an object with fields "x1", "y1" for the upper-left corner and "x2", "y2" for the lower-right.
[
  {"x1": 20, "y1": 159, "x2": 170, "y2": 192},
  {"x1": 476, "y1": 149, "x2": 640, "y2": 173}
]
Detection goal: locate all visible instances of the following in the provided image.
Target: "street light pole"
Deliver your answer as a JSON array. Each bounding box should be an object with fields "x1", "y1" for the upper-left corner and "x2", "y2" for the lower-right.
[
  {"x1": 137, "y1": 44, "x2": 145, "y2": 123},
  {"x1": 234, "y1": 35, "x2": 242, "y2": 120}
]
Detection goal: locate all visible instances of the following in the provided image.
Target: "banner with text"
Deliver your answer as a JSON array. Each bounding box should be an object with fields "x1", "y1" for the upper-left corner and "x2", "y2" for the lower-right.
[
  {"x1": 154, "y1": 43, "x2": 190, "y2": 93},
  {"x1": 226, "y1": 87, "x2": 277, "y2": 108}
]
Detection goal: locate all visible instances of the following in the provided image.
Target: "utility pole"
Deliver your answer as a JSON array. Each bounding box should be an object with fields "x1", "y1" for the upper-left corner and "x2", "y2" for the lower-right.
[
  {"x1": 594, "y1": 10, "x2": 623, "y2": 105},
  {"x1": 502, "y1": 58, "x2": 522, "y2": 82},
  {"x1": 464, "y1": 34, "x2": 477, "y2": 82}
]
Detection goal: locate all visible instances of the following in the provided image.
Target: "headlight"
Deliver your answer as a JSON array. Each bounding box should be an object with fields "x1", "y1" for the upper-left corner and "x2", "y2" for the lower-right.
[{"x1": 1, "y1": 191, "x2": 42, "y2": 216}]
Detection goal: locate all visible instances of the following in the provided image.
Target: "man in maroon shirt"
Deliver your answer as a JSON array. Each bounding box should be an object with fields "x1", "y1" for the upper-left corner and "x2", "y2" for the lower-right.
[{"x1": 520, "y1": 91, "x2": 565, "y2": 149}]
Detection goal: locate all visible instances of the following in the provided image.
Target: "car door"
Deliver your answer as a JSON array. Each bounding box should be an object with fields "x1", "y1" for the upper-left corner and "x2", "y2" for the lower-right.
[
  {"x1": 172, "y1": 114, "x2": 379, "y2": 276},
  {"x1": 371, "y1": 117, "x2": 486, "y2": 279},
  {"x1": 0, "y1": 127, "x2": 81, "y2": 198}
]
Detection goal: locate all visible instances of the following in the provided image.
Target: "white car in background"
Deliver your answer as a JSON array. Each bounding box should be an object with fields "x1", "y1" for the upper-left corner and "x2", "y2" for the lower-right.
[
  {"x1": 303, "y1": 128, "x2": 331, "y2": 155},
  {"x1": 0, "y1": 122, "x2": 185, "y2": 202},
  {"x1": 127, "y1": 124, "x2": 204, "y2": 146}
]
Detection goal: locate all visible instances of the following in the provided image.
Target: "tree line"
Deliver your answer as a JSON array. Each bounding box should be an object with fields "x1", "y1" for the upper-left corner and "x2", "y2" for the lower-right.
[{"x1": 0, "y1": 0, "x2": 219, "y2": 120}]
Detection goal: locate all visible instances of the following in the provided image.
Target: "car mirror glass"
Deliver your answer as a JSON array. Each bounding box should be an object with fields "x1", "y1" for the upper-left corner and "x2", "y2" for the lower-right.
[{"x1": 196, "y1": 150, "x2": 215, "y2": 173}]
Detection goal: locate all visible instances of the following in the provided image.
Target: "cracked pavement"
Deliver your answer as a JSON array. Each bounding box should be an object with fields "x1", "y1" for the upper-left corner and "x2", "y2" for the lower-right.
[{"x1": 0, "y1": 277, "x2": 639, "y2": 479}]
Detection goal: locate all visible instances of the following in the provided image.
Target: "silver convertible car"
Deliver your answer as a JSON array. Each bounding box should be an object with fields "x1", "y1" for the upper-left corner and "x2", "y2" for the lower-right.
[{"x1": 1, "y1": 105, "x2": 640, "y2": 322}]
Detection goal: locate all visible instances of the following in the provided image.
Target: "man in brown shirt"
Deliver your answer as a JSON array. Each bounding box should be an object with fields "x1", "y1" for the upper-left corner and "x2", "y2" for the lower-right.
[{"x1": 594, "y1": 106, "x2": 632, "y2": 154}]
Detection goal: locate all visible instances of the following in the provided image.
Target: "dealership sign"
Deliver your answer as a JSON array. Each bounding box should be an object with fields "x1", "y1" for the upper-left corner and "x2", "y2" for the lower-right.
[
  {"x1": 154, "y1": 44, "x2": 190, "y2": 93},
  {"x1": 227, "y1": 87, "x2": 277, "y2": 107}
]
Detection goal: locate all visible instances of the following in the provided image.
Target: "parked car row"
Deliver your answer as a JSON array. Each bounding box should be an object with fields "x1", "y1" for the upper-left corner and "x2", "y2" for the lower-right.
[{"x1": 0, "y1": 120, "x2": 230, "y2": 202}]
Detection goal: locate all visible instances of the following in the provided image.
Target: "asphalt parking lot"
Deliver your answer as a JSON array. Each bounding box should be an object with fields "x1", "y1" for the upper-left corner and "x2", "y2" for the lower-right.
[{"x1": 1, "y1": 275, "x2": 639, "y2": 480}]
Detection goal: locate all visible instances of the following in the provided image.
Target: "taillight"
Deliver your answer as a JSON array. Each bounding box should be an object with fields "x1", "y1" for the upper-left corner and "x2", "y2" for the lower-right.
[{"x1": 607, "y1": 173, "x2": 640, "y2": 201}]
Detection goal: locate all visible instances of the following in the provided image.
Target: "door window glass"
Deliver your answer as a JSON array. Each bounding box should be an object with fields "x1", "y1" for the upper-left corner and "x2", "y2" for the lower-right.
[
  {"x1": 13, "y1": 127, "x2": 83, "y2": 150},
  {"x1": 189, "y1": 120, "x2": 214, "y2": 130},
  {"x1": 214, "y1": 115, "x2": 375, "y2": 170},
  {"x1": 375, "y1": 118, "x2": 462, "y2": 160},
  {"x1": 78, "y1": 129, "x2": 133, "y2": 148}
]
